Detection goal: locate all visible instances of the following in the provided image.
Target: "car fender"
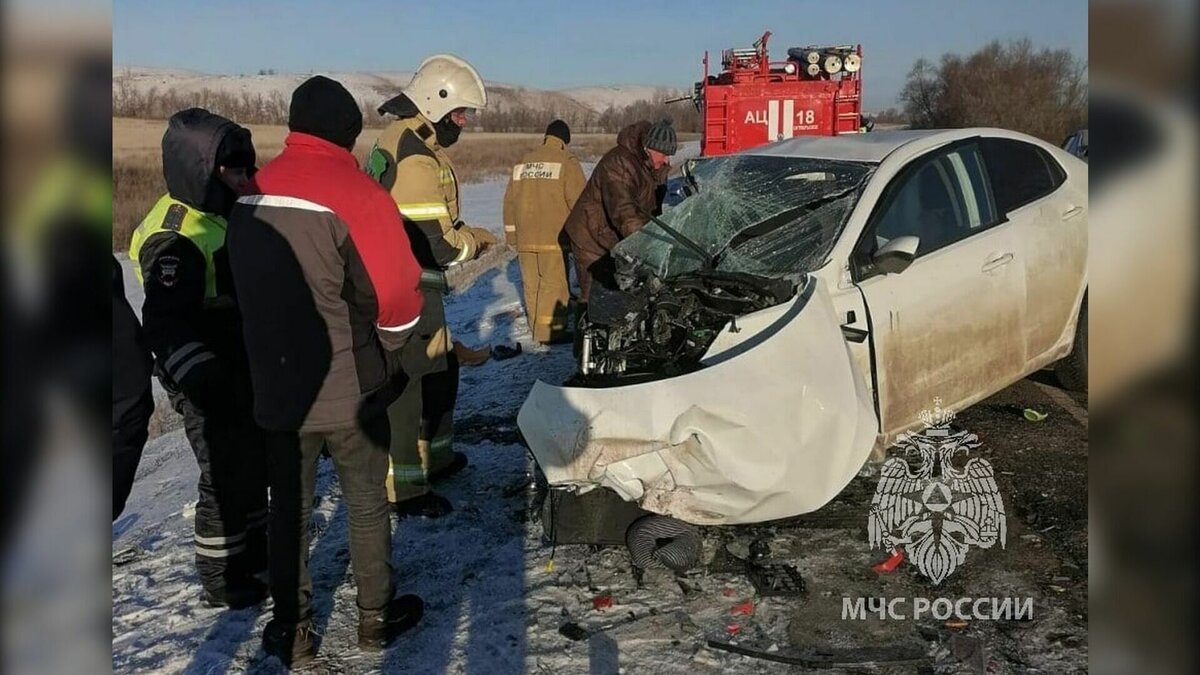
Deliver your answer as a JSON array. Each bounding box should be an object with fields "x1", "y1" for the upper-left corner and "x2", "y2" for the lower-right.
[{"x1": 517, "y1": 276, "x2": 876, "y2": 525}]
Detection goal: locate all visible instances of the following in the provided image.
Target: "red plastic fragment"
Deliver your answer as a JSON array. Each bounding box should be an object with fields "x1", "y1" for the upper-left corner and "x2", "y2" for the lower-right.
[
  {"x1": 726, "y1": 623, "x2": 741, "y2": 635},
  {"x1": 730, "y1": 601, "x2": 755, "y2": 616},
  {"x1": 872, "y1": 547, "x2": 905, "y2": 573},
  {"x1": 591, "y1": 594, "x2": 613, "y2": 611}
]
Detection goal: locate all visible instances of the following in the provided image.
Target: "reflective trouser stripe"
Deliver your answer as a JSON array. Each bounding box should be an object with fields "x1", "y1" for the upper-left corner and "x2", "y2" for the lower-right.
[
  {"x1": 536, "y1": 315, "x2": 566, "y2": 330},
  {"x1": 428, "y1": 433, "x2": 453, "y2": 455},
  {"x1": 423, "y1": 434, "x2": 455, "y2": 477},
  {"x1": 173, "y1": 351, "x2": 215, "y2": 383},
  {"x1": 388, "y1": 463, "x2": 428, "y2": 483},
  {"x1": 195, "y1": 531, "x2": 245, "y2": 546},
  {"x1": 386, "y1": 369, "x2": 426, "y2": 501},
  {"x1": 164, "y1": 342, "x2": 205, "y2": 372},
  {"x1": 164, "y1": 342, "x2": 217, "y2": 382},
  {"x1": 195, "y1": 542, "x2": 247, "y2": 559}
]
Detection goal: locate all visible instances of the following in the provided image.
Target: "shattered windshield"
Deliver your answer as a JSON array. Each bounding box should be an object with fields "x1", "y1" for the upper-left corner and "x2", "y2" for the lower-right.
[{"x1": 614, "y1": 155, "x2": 874, "y2": 279}]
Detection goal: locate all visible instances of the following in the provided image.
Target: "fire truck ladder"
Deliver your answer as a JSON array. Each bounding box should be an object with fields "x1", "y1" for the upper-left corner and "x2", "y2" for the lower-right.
[
  {"x1": 705, "y1": 97, "x2": 730, "y2": 153},
  {"x1": 834, "y1": 89, "x2": 862, "y2": 134}
]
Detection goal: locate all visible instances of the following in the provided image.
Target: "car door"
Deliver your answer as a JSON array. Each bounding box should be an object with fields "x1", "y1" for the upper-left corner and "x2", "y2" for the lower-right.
[
  {"x1": 981, "y1": 138, "x2": 1088, "y2": 366},
  {"x1": 850, "y1": 140, "x2": 1027, "y2": 438}
]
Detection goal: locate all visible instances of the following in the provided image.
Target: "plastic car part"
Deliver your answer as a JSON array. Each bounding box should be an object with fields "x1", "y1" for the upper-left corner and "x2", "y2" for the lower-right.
[{"x1": 625, "y1": 515, "x2": 704, "y2": 572}]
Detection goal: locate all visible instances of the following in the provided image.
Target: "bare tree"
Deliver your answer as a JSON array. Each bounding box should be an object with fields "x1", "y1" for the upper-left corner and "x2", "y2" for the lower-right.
[
  {"x1": 114, "y1": 81, "x2": 702, "y2": 133},
  {"x1": 899, "y1": 39, "x2": 1087, "y2": 142}
]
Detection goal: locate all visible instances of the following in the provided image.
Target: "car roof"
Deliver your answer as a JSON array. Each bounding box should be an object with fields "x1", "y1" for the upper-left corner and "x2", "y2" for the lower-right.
[{"x1": 741, "y1": 128, "x2": 1044, "y2": 164}]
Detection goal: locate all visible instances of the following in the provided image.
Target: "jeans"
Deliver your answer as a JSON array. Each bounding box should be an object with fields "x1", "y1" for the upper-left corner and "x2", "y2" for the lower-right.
[{"x1": 266, "y1": 414, "x2": 393, "y2": 623}]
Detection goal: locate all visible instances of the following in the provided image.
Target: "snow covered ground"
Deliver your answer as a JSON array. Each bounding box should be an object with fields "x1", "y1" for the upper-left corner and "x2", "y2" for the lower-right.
[
  {"x1": 114, "y1": 135, "x2": 1099, "y2": 667},
  {"x1": 112, "y1": 143, "x2": 1088, "y2": 673},
  {"x1": 114, "y1": 149, "x2": 802, "y2": 674}
]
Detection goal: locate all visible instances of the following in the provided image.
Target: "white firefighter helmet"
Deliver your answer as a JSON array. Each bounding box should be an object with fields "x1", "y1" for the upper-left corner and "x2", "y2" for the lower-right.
[{"x1": 403, "y1": 54, "x2": 488, "y2": 123}]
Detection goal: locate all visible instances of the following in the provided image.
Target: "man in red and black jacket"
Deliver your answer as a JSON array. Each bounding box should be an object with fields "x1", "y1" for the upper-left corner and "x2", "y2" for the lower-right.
[{"x1": 227, "y1": 76, "x2": 425, "y2": 667}]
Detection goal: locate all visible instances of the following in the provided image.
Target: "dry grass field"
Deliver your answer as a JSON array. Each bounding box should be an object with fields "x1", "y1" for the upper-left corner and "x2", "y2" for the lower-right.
[{"x1": 113, "y1": 117, "x2": 621, "y2": 251}]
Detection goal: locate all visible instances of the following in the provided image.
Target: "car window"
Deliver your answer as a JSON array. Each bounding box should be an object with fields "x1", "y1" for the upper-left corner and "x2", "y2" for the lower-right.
[
  {"x1": 870, "y1": 143, "x2": 996, "y2": 258},
  {"x1": 981, "y1": 138, "x2": 1067, "y2": 212}
]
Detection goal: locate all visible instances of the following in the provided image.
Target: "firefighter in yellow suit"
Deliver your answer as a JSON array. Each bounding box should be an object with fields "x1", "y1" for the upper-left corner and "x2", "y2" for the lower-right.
[
  {"x1": 503, "y1": 120, "x2": 586, "y2": 344},
  {"x1": 365, "y1": 54, "x2": 496, "y2": 518}
]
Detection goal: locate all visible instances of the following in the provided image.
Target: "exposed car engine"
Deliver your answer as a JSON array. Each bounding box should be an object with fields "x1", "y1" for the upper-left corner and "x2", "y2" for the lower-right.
[{"x1": 577, "y1": 272, "x2": 794, "y2": 385}]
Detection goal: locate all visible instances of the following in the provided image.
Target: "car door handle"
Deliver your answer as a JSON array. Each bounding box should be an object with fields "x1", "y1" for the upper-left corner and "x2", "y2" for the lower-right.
[
  {"x1": 1061, "y1": 205, "x2": 1084, "y2": 220},
  {"x1": 841, "y1": 323, "x2": 868, "y2": 343},
  {"x1": 981, "y1": 252, "x2": 1014, "y2": 272}
]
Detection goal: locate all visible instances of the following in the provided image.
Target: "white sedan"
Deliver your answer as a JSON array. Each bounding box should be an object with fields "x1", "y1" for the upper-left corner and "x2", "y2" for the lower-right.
[{"x1": 519, "y1": 128, "x2": 1088, "y2": 526}]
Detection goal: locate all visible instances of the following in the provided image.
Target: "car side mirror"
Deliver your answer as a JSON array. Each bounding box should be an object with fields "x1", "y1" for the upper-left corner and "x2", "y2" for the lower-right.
[{"x1": 873, "y1": 235, "x2": 919, "y2": 275}]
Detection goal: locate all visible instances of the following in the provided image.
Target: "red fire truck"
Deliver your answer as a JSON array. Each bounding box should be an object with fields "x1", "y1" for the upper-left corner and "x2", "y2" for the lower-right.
[{"x1": 691, "y1": 31, "x2": 865, "y2": 156}]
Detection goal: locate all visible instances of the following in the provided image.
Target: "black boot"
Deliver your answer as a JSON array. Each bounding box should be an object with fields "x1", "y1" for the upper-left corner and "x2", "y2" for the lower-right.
[
  {"x1": 203, "y1": 577, "x2": 268, "y2": 609},
  {"x1": 358, "y1": 594, "x2": 425, "y2": 650},
  {"x1": 392, "y1": 492, "x2": 453, "y2": 519},
  {"x1": 263, "y1": 619, "x2": 316, "y2": 668},
  {"x1": 428, "y1": 451, "x2": 469, "y2": 483}
]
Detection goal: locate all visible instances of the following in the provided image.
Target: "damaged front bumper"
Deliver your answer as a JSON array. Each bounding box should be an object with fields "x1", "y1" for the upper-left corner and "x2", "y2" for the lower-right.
[{"x1": 517, "y1": 277, "x2": 877, "y2": 525}]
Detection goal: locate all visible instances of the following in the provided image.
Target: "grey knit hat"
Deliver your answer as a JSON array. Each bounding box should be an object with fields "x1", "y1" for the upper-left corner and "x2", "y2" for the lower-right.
[{"x1": 643, "y1": 119, "x2": 677, "y2": 155}]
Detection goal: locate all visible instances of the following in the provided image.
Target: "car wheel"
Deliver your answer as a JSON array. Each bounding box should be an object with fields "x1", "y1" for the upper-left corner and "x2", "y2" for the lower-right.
[
  {"x1": 1056, "y1": 297, "x2": 1087, "y2": 391},
  {"x1": 625, "y1": 515, "x2": 703, "y2": 572}
]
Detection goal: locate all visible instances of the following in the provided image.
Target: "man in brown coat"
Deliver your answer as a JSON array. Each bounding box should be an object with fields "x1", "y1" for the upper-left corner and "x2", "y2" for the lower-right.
[
  {"x1": 564, "y1": 119, "x2": 676, "y2": 304},
  {"x1": 503, "y1": 119, "x2": 586, "y2": 343}
]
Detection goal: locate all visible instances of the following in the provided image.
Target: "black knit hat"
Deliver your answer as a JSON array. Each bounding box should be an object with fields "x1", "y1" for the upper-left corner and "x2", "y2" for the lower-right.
[
  {"x1": 644, "y1": 119, "x2": 677, "y2": 155},
  {"x1": 216, "y1": 126, "x2": 256, "y2": 169},
  {"x1": 288, "y1": 75, "x2": 363, "y2": 149},
  {"x1": 545, "y1": 119, "x2": 570, "y2": 145}
]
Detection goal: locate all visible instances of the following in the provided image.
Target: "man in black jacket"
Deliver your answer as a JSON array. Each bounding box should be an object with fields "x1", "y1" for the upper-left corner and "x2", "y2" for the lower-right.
[{"x1": 129, "y1": 109, "x2": 267, "y2": 608}]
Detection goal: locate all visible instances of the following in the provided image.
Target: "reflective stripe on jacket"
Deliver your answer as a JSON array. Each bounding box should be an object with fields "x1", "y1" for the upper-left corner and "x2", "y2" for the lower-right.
[
  {"x1": 227, "y1": 132, "x2": 424, "y2": 432},
  {"x1": 366, "y1": 115, "x2": 480, "y2": 270}
]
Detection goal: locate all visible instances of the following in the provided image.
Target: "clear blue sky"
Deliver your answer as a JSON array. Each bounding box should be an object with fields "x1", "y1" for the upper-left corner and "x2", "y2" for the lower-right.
[{"x1": 113, "y1": 0, "x2": 1088, "y2": 110}]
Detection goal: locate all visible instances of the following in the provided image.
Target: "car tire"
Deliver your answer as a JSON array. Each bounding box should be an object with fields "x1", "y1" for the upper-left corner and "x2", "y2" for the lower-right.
[{"x1": 1055, "y1": 297, "x2": 1087, "y2": 391}]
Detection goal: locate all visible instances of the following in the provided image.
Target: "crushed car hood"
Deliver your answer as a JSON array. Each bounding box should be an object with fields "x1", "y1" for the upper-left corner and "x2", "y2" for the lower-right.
[{"x1": 517, "y1": 276, "x2": 877, "y2": 525}]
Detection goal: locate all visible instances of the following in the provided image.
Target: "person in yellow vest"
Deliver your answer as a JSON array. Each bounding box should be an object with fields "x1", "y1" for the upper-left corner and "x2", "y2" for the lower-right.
[
  {"x1": 129, "y1": 108, "x2": 268, "y2": 608},
  {"x1": 503, "y1": 120, "x2": 586, "y2": 344},
  {"x1": 365, "y1": 54, "x2": 496, "y2": 518}
]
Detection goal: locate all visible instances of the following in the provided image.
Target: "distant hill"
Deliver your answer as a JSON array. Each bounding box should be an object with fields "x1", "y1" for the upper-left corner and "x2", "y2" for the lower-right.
[
  {"x1": 559, "y1": 85, "x2": 687, "y2": 113},
  {"x1": 113, "y1": 66, "x2": 686, "y2": 117}
]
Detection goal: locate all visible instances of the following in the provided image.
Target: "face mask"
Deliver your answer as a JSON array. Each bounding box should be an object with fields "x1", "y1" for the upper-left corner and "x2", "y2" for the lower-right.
[{"x1": 433, "y1": 115, "x2": 463, "y2": 147}]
